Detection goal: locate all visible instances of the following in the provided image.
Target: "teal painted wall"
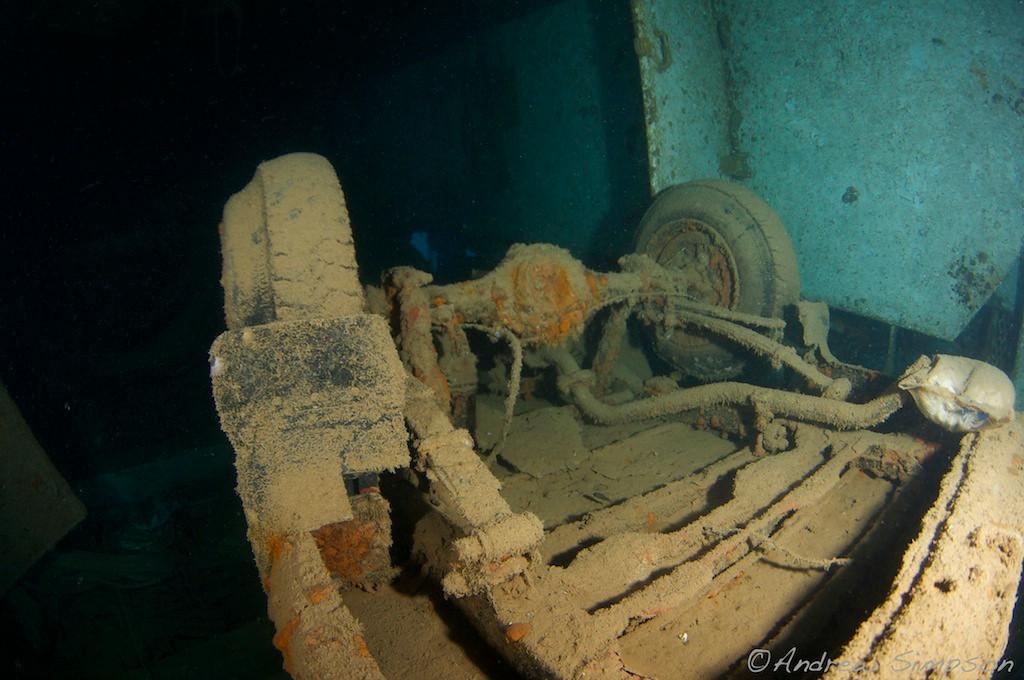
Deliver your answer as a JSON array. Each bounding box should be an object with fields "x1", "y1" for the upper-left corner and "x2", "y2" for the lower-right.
[{"x1": 635, "y1": 0, "x2": 1024, "y2": 341}]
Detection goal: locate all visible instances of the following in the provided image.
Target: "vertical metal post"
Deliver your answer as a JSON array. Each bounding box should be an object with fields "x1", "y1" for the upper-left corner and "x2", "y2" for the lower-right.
[{"x1": 1011, "y1": 254, "x2": 1024, "y2": 406}]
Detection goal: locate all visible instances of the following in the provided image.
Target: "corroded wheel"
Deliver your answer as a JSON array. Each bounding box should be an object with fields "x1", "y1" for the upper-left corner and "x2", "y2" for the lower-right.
[
  {"x1": 634, "y1": 180, "x2": 800, "y2": 380},
  {"x1": 214, "y1": 154, "x2": 401, "y2": 678},
  {"x1": 219, "y1": 152, "x2": 364, "y2": 329}
]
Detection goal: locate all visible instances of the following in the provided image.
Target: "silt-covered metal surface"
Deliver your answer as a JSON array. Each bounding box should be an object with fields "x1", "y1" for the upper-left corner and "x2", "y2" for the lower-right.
[{"x1": 632, "y1": 0, "x2": 1024, "y2": 341}]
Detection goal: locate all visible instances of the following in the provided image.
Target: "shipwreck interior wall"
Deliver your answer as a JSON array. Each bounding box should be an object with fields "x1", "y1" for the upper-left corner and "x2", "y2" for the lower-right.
[
  {"x1": 633, "y1": 0, "x2": 1024, "y2": 397},
  {"x1": 724, "y1": 1, "x2": 1023, "y2": 341}
]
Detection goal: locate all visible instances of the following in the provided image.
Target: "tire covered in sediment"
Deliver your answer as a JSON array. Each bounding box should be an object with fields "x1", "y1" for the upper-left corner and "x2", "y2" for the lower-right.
[
  {"x1": 634, "y1": 180, "x2": 800, "y2": 381},
  {"x1": 219, "y1": 152, "x2": 364, "y2": 328}
]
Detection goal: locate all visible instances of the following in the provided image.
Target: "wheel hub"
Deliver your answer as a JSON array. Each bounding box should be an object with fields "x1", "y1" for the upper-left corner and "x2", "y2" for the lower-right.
[{"x1": 646, "y1": 218, "x2": 739, "y2": 309}]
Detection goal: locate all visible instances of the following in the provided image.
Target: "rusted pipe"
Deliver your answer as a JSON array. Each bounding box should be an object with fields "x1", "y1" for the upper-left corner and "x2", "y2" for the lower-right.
[
  {"x1": 385, "y1": 267, "x2": 451, "y2": 412},
  {"x1": 681, "y1": 311, "x2": 849, "y2": 399},
  {"x1": 546, "y1": 349, "x2": 906, "y2": 430},
  {"x1": 592, "y1": 304, "x2": 631, "y2": 395}
]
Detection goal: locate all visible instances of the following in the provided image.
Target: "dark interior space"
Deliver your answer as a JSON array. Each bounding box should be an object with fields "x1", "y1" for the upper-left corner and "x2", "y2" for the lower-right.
[
  {"x1": 0, "y1": 1, "x2": 647, "y2": 676},
  {"x1": 0, "y1": 0, "x2": 647, "y2": 481}
]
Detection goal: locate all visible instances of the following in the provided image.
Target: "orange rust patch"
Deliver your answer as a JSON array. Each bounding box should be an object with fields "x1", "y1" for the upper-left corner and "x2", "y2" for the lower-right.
[
  {"x1": 706, "y1": 572, "x2": 747, "y2": 602},
  {"x1": 431, "y1": 295, "x2": 446, "y2": 306},
  {"x1": 493, "y1": 257, "x2": 592, "y2": 344},
  {"x1": 505, "y1": 622, "x2": 532, "y2": 643},
  {"x1": 312, "y1": 519, "x2": 378, "y2": 584},
  {"x1": 645, "y1": 511, "x2": 657, "y2": 532},
  {"x1": 707, "y1": 249, "x2": 733, "y2": 307},
  {"x1": 434, "y1": 365, "x2": 452, "y2": 403},
  {"x1": 353, "y1": 633, "x2": 372, "y2": 658},
  {"x1": 307, "y1": 585, "x2": 334, "y2": 605},
  {"x1": 268, "y1": 534, "x2": 289, "y2": 564},
  {"x1": 272, "y1": 613, "x2": 301, "y2": 673}
]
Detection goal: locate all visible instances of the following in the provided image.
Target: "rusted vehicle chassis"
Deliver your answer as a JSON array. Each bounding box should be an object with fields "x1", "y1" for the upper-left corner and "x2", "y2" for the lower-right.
[{"x1": 210, "y1": 154, "x2": 1024, "y2": 679}]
